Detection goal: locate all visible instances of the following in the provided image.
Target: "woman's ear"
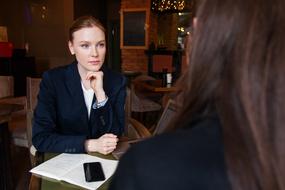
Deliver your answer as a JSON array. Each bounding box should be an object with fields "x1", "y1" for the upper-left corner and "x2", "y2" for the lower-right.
[{"x1": 68, "y1": 41, "x2": 75, "y2": 55}]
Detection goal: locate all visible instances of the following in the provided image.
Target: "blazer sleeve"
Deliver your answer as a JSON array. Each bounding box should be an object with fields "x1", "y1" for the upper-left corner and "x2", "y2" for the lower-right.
[
  {"x1": 91, "y1": 76, "x2": 126, "y2": 137},
  {"x1": 32, "y1": 72, "x2": 87, "y2": 153}
]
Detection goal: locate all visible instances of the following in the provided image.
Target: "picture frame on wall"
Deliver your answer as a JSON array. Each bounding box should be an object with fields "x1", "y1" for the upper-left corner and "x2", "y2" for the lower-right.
[{"x1": 120, "y1": 8, "x2": 149, "y2": 49}]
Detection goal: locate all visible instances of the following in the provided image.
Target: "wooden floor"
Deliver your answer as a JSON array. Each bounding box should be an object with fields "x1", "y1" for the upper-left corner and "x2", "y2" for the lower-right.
[{"x1": 10, "y1": 145, "x2": 31, "y2": 190}]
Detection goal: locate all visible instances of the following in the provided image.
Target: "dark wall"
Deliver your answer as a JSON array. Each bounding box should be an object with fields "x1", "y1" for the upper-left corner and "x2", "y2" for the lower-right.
[
  {"x1": 107, "y1": 0, "x2": 120, "y2": 21},
  {"x1": 106, "y1": 0, "x2": 121, "y2": 72},
  {"x1": 74, "y1": 0, "x2": 107, "y2": 27}
]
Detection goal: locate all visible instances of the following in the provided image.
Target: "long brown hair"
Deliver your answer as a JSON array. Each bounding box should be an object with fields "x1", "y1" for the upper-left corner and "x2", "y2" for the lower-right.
[{"x1": 174, "y1": 0, "x2": 285, "y2": 189}]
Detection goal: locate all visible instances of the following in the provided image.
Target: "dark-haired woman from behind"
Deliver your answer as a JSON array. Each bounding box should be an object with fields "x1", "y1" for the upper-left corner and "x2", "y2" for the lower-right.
[{"x1": 109, "y1": 0, "x2": 285, "y2": 189}]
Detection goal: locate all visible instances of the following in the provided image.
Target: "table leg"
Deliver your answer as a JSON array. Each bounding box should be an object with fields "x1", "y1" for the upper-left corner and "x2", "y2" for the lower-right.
[{"x1": 0, "y1": 122, "x2": 14, "y2": 190}]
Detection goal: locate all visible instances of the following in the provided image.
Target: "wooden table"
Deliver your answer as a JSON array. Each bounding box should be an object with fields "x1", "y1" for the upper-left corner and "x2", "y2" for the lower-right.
[
  {"x1": 30, "y1": 152, "x2": 116, "y2": 190},
  {"x1": 0, "y1": 103, "x2": 24, "y2": 190},
  {"x1": 29, "y1": 136, "x2": 136, "y2": 190},
  {"x1": 29, "y1": 136, "x2": 139, "y2": 190}
]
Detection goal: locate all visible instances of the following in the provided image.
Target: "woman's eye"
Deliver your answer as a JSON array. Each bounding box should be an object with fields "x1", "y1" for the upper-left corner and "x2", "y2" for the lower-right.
[
  {"x1": 80, "y1": 44, "x2": 89, "y2": 48},
  {"x1": 98, "y1": 43, "x2": 105, "y2": 48}
]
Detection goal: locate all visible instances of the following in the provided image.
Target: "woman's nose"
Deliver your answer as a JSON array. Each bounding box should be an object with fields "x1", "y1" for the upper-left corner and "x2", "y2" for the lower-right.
[{"x1": 91, "y1": 46, "x2": 98, "y2": 57}]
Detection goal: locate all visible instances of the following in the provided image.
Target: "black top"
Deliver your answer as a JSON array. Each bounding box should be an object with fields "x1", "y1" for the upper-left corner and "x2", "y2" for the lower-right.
[
  {"x1": 109, "y1": 115, "x2": 231, "y2": 190},
  {"x1": 32, "y1": 62, "x2": 126, "y2": 153}
]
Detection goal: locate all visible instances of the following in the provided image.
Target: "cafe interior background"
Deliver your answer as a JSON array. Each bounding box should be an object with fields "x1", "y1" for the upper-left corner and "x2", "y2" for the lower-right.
[
  {"x1": 0, "y1": 0, "x2": 194, "y2": 188},
  {"x1": 0, "y1": 0, "x2": 194, "y2": 93}
]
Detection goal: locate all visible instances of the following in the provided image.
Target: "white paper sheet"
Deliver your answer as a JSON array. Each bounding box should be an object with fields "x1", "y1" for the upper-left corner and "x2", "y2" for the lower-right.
[{"x1": 30, "y1": 153, "x2": 118, "y2": 190}]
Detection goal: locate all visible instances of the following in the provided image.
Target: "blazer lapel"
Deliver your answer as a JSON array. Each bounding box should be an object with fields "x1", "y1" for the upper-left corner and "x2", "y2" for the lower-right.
[{"x1": 65, "y1": 62, "x2": 89, "y2": 119}]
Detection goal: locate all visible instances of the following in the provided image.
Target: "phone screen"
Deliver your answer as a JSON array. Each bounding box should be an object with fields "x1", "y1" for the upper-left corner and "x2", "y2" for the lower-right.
[{"x1": 83, "y1": 162, "x2": 106, "y2": 182}]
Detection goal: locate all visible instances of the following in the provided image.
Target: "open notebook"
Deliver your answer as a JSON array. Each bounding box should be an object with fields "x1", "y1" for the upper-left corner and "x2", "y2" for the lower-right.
[{"x1": 113, "y1": 99, "x2": 178, "y2": 159}]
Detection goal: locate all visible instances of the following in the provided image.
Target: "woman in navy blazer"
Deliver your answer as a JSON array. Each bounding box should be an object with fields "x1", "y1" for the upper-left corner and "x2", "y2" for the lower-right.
[{"x1": 32, "y1": 16, "x2": 126, "y2": 154}]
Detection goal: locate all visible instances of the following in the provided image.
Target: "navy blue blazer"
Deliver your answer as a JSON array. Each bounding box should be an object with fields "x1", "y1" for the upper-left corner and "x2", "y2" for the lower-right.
[{"x1": 32, "y1": 62, "x2": 126, "y2": 153}]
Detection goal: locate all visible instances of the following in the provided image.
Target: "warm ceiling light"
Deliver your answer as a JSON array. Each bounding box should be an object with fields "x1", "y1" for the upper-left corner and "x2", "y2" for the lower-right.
[{"x1": 151, "y1": 0, "x2": 186, "y2": 13}]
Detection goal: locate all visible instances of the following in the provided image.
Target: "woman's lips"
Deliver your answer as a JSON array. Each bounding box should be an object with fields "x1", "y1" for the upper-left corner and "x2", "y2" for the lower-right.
[{"x1": 89, "y1": 61, "x2": 100, "y2": 65}]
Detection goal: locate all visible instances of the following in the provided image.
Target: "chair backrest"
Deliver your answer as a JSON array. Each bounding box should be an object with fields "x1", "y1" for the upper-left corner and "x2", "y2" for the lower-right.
[
  {"x1": 130, "y1": 81, "x2": 161, "y2": 112},
  {"x1": 131, "y1": 74, "x2": 156, "y2": 100},
  {"x1": 124, "y1": 87, "x2": 152, "y2": 139},
  {"x1": 0, "y1": 75, "x2": 14, "y2": 98},
  {"x1": 153, "y1": 99, "x2": 178, "y2": 135},
  {"x1": 26, "y1": 77, "x2": 41, "y2": 164},
  {"x1": 124, "y1": 87, "x2": 132, "y2": 136},
  {"x1": 26, "y1": 77, "x2": 42, "y2": 111}
]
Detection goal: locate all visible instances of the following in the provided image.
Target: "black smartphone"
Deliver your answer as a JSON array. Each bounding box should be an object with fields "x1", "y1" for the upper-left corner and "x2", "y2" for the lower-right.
[{"x1": 83, "y1": 162, "x2": 106, "y2": 182}]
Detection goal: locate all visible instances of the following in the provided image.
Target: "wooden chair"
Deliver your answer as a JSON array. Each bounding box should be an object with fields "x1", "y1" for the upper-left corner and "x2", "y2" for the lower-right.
[
  {"x1": 130, "y1": 98, "x2": 179, "y2": 136},
  {"x1": 26, "y1": 77, "x2": 41, "y2": 112},
  {"x1": 113, "y1": 99, "x2": 178, "y2": 159},
  {"x1": 124, "y1": 87, "x2": 151, "y2": 139},
  {"x1": 131, "y1": 75, "x2": 162, "y2": 127},
  {"x1": 125, "y1": 89, "x2": 178, "y2": 139},
  {"x1": 0, "y1": 76, "x2": 14, "y2": 98},
  {"x1": 0, "y1": 76, "x2": 28, "y2": 147},
  {"x1": 131, "y1": 75, "x2": 161, "y2": 112},
  {"x1": 27, "y1": 77, "x2": 42, "y2": 190},
  {"x1": 26, "y1": 77, "x2": 42, "y2": 167},
  {"x1": 151, "y1": 99, "x2": 178, "y2": 135},
  {"x1": 112, "y1": 87, "x2": 151, "y2": 159},
  {"x1": 0, "y1": 76, "x2": 42, "y2": 167}
]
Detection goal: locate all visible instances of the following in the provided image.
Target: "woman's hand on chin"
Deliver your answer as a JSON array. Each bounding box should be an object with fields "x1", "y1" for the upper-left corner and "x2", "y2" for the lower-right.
[{"x1": 86, "y1": 71, "x2": 106, "y2": 101}]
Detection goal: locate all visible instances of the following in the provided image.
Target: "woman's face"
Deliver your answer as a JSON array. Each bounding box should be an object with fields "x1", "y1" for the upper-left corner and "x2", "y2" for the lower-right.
[{"x1": 68, "y1": 26, "x2": 106, "y2": 72}]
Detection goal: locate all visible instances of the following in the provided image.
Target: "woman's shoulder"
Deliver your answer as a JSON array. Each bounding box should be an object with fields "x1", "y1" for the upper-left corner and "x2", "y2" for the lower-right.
[
  {"x1": 102, "y1": 66, "x2": 126, "y2": 83},
  {"x1": 43, "y1": 62, "x2": 76, "y2": 78},
  {"x1": 116, "y1": 116, "x2": 231, "y2": 190},
  {"x1": 102, "y1": 66, "x2": 126, "y2": 94},
  {"x1": 132, "y1": 116, "x2": 225, "y2": 162}
]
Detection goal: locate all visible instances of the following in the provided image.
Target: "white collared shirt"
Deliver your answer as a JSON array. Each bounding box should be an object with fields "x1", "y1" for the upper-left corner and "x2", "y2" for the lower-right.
[{"x1": 81, "y1": 82, "x2": 94, "y2": 117}]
